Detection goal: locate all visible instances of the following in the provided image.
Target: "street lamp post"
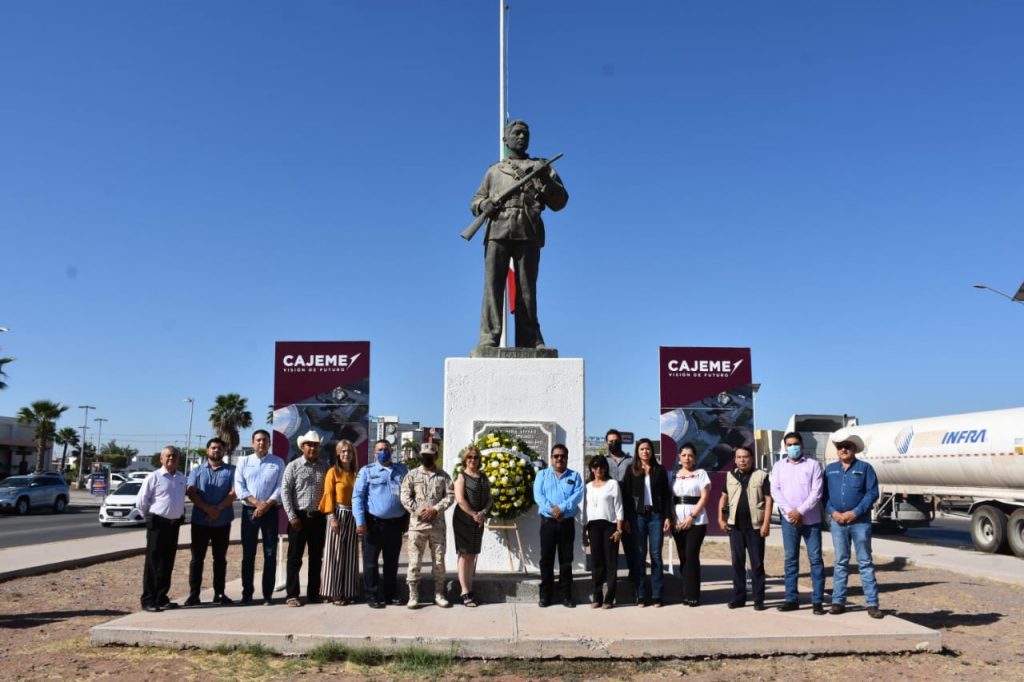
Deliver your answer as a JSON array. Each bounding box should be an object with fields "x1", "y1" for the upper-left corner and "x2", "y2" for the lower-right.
[
  {"x1": 94, "y1": 417, "x2": 108, "y2": 469},
  {"x1": 973, "y1": 282, "x2": 1024, "y2": 304},
  {"x1": 184, "y1": 398, "x2": 195, "y2": 475},
  {"x1": 77, "y1": 405, "x2": 96, "y2": 488}
]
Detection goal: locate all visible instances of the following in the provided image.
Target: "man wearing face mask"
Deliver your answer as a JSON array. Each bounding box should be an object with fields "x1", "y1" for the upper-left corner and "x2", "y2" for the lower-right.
[
  {"x1": 603, "y1": 429, "x2": 639, "y2": 595},
  {"x1": 353, "y1": 439, "x2": 410, "y2": 608},
  {"x1": 769, "y1": 431, "x2": 825, "y2": 614},
  {"x1": 400, "y1": 442, "x2": 455, "y2": 609}
]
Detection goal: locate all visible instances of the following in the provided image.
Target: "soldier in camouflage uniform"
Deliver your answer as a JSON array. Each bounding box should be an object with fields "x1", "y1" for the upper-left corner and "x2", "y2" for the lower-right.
[{"x1": 400, "y1": 442, "x2": 455, "y2": 608}]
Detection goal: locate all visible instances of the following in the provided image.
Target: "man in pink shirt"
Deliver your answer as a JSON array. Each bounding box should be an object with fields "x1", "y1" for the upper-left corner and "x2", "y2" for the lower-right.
[{"x1": 769, "y1": 432, "x2": 825, "y2": 614}]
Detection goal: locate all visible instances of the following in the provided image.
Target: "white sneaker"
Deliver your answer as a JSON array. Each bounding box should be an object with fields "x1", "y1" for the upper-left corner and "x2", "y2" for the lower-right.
[
  {"x1": 434, "y1": 595, "x2": 450, "y2": 608},
  {"x1": 407, "y1": 596, "x2": 419, "y2": 609}
]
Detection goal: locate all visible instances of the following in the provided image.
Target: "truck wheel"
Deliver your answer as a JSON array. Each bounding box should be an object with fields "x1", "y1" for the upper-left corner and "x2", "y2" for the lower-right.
[
  {"x1": 1007, "y1": 509, "x2": 1024, "y2": 558},
  {"x1": 970, "y1": 505, "x2": 1008, "y2": 553}
]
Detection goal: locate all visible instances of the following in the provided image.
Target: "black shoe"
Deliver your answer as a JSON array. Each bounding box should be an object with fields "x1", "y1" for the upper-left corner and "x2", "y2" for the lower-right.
[
  {"x1": 867, "y1": 606, "x2": 884, "y2": 619},
  {"x1": 830, "y1": 604, "x2": 845, "y2": 615},
  {"x1": 183, "y1": 595, "x2": 201, "y2": 607},
  {"x1": 262, "y1": 599, "x2": 274, "y2": 607},
  {"x1": 538, "y1": 599, "x2": 551, "y2": 608},
  {"x1": 142, "y1": 604, "x2": 161, "y2": 613},
  {"x1": 162, "y1": 602, "x2": 179, "y2": 610},
  {"x1": 561, "y1": 598, "x2": 575, "y2": 608},
  {"x1": 367, "y1": 600, "x2": 386, "y2": 609},
  {"x1": 215, "y1": 594, "x2": 234, "y2": 606},
  {"x1": 388, "y1": 597, "x2": 404, "y2": 606},
  {"x1": 686, "y1": 599, "x2": 699, "y2": 607},
  {"x1": 753, "y1": 602, "x2": 766, "y2": 611},
  {"x1": 777, "y1": 601, "x2": 799, "y2": 612},
  {"x1": 728, "y1": 599, "x2": 745, "y2": 609},
  {"x1": 812, "y1": 603, "x2": 825, "y2": 615}
]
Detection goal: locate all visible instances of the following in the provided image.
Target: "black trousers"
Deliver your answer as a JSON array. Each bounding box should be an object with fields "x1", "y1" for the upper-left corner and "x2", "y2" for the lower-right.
[
  {"x1": 480, "y1": 239, "x2": 543, "y2": 347},
  {"x1": 240, "y1": 506, "x2": 280, "y2": 601},
  {"x1": 362, "y1": 514, "x2": 404, "y2": 602},
  {"x1": 286, "y1": 510, "x2": 327, "y2": 600},
  {"x1": 539, "y1": 516, "x2": 575, "y2": 603},
  {"x1": 586, "y1": 520, "x2": 619, "y2": 605},
  {"x1": 729, "y1": 526, "x2": 766, "y2": 603},
  {"x1": 141, "y1": 514, "x2": 182, "y2": 608},
  {"x1": 189, "y1": 523, "x2": 231, "y2": 598},
  {"x1": 672, "y1": 524, "x2": 707, "y2": 601}
]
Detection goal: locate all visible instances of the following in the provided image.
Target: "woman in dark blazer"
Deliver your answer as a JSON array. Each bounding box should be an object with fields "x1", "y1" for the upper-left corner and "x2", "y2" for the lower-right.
[{"x1": 621, "y1": 438, "x2": 674, "y2": 607}]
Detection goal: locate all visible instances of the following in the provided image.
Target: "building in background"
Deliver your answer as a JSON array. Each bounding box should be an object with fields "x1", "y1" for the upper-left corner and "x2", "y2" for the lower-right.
[{"x1": 0, "y1": 416, "x2": 51, "y2": 477}]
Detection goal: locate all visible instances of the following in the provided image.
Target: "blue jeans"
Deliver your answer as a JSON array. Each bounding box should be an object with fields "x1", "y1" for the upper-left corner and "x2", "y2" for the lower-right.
[
  {"x1": 634, "y1": 511, "x2": 664, "y2": 600},
  {"x1": 780, "y1": 517, "x2": 824, "y2": 604},
  {"x1": 830, "y1": 521, "x2": 879, "y2": 606}
]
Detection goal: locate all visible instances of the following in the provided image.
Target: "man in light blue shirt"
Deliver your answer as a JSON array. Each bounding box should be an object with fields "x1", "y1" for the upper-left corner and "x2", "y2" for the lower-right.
[
  {"x1": 533, "y1": 443, "x2": 583, "y2": 608},
  {"x1": 184, "y1": 437, "x2": 236, "y2": 607},
  {"x1": 353, "y1": 439, "x2": 409, "y2": 608},
  {"x1": 233, "y1": 429, "x2": 284, "y2": 605}
]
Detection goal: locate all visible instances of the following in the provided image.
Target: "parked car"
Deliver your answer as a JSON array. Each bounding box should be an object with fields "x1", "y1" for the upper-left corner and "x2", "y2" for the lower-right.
[
  {"x1": 0, "y1": 472, "x2": 71, "y2": 515},
  {"x1": 98, "y1": 481, "x2": 145, "y2": 527},
  {"x1": 109, "y1": 472, "x2": 127, "y2": 486},
  {"x1": 98, "y1": 481, "x2": 193, "y2": 527},
  {"x1": 126, "y1": 471, "x2": 151, "y2": 482}
]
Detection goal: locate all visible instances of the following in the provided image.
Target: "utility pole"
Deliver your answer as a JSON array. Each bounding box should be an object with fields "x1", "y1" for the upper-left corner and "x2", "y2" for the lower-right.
[
  {"x1": 184, "y1": 398, "x2": 195, "y2": 475},
  {"x1": 77, "y1": 405, "x2": 95, "y2": 488}
]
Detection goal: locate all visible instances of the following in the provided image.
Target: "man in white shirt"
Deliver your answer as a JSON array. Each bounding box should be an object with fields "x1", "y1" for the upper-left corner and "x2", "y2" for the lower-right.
[{"x1": 136, "y1": 446, "x2": 187, "y2": 612}]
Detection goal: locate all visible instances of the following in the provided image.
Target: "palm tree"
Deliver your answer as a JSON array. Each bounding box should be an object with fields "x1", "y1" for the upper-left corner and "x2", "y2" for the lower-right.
[
  {"x1": 0, "y1": 357, "x2": 13, "y2": 390},
  {"x1": 54, "y1": 427, "x2": 80, "y2": 474},
  {"x1": 17, "y1": 400, "x2": 69, "y2": 473},
  {"x1": 208, "y1": 393, "x2": 253, "y2": 454}
]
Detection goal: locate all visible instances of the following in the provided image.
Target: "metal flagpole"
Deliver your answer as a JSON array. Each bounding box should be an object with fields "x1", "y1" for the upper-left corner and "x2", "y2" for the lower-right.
[{"x1": 499, "y1": 0, "x2": 510, "y2": 348}]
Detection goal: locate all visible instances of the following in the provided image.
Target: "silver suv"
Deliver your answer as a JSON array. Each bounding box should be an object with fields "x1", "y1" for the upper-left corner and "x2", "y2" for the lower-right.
[{"x1": 0, "y1": 472, "x2": 71, "y2": 515}]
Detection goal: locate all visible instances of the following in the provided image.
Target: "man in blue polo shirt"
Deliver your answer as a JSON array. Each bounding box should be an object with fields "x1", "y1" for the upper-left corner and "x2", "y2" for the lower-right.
[
  {"x1": 826, "y1": 431, "x2": 882, "y2": 619},
  {"x1": 533, "y1": 443, "x2": 584, "y2": 608},
  {"x1": 184, "y1": 437, "x2": 237, "y2": 606},
  {"x1": 353, "y1": 439, "x2": 409, "y2": 608}
]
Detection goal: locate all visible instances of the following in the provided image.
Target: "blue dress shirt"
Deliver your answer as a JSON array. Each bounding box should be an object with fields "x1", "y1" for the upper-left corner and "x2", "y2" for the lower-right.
[
  {"x1": 533, "y1": 467, "x2": 584, "y2": 519},
  {"x1": 352, "y1": 461, "x2": 409, "y2": 526},
  {"x1": 233, "y1": 452, "x2": 284, "y2": 506},
  {"x1": 187, "y1": 461, "x2": 236, "y2": 527}
]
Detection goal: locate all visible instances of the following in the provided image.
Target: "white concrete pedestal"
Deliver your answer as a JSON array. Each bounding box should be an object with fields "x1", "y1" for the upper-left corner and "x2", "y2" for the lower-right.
[{"x1": 443, "y1": 357, "x2": 585, "y2": 574}]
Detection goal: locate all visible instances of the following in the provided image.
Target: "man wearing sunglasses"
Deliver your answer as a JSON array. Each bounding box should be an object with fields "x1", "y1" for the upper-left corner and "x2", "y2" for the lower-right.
[
  {"x1": 533, "y1": 444, "x2": 584, "y2": 608},
  {"x1": 825, "y1": 431, "x2": 882, "y2": 619}
]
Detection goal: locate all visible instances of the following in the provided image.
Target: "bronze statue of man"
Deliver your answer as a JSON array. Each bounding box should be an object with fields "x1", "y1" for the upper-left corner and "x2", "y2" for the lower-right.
[{"x1": 471, "y1": 120, "x2": 569, "y2": 350}]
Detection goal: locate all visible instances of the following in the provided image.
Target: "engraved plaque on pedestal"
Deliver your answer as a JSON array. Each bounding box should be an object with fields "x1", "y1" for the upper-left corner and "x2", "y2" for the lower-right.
[{"x1": 472, "y1": 420, "x2": 557, "y2": 461}]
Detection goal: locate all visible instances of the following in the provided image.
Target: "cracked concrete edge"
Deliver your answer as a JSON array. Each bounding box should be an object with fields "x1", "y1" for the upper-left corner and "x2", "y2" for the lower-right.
[{"x1": 88, "y1": 626, "x2": 941, "y2": 659}]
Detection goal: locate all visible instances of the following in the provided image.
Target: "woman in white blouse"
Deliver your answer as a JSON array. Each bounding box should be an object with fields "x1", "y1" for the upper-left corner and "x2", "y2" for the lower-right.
[
  {"x1": 583, "y1": 455, "x2": 624, "y2": 609},
  {"x1": 672, "y1": 443, "x2": 711, "y2": 606}
]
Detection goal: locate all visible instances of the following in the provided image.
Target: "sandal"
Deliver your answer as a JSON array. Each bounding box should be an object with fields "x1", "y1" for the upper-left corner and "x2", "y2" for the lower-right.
[
  {"x1": 286, "y1": 598, "x2": 303, "y2": 607},
  {"x1": 460, "y1": 593, "x2": 479, "y2": 608},
  {"x1": 332, "y1": 599, "x2": 345, "y2": 606}
]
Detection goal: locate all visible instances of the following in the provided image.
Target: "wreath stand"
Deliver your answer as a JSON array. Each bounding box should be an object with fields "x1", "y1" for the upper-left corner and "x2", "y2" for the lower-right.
[{"x1": 488, "y1": 519, "x2": 527, "y2": 574}]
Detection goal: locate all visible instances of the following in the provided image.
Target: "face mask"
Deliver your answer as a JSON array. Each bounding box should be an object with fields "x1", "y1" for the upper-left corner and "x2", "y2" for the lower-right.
[
  {"x1": 786, "y1": 444, "x2": 802, "y2": 460},
  {"x1": 376, "y1": 449, "x2": 391, "y2": 464},
  {"x1": 607, "y1": 441, "x2": 622, "y2": 455},
  {"x1": 420, "y1": 454, "x2": 435, "y2": 467}
]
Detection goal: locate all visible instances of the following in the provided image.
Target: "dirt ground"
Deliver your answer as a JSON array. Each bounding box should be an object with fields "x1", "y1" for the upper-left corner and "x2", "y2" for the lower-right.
[{"x1": 0, "y1": 541, "x2": 1021, "y2": 681}]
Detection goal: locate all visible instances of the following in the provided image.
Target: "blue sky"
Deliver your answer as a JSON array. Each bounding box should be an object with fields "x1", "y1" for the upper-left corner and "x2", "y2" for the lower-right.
[{"x1": 2, "y1": 1, "x2": 1021, "y2": 455}]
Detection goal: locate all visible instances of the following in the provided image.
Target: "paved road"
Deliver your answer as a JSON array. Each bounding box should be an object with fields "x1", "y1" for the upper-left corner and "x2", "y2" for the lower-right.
[{"x1": 0, "y1": 500, "x2": 244, "y2": 549}]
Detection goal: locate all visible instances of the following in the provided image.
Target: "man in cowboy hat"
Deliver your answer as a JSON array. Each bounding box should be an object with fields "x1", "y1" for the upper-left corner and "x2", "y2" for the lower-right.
[
  {"x1": 281, "y1": 430, "x2": 329, "y2": 606},
  {"x1": 825, "y1": 430, "x2": 882, "y2": 619}
]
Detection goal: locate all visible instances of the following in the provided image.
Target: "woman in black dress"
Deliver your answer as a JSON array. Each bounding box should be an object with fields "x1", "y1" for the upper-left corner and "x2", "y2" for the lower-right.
[{"x1": 453, "y1": 445, "x2": 492, "y2": 607}]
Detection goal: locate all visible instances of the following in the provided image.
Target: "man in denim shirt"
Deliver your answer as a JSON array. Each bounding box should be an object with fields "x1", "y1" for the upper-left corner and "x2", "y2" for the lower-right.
[
  {"x1": 353, "y1": 439, "x2": 409, "y2": 608},
  {"x1": 826, "y1": 431, "x2": 882, "y2": 619},
  {"x1": 184, "y1": 437, "x2": 236, "y2": 606}
]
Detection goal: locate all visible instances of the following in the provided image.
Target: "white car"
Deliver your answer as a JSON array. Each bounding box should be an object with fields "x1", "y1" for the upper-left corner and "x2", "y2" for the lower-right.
[
  {"x1": 98, "y1": 481, "x2": 146, "y2": 527},
  {"x1": 126, "y1": 471, "x2": 151, "y2": 482}
]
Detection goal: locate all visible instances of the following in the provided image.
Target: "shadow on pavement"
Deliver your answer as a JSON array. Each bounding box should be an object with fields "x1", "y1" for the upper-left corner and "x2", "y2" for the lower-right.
[
  {"x1": 898, "y1": 609, "x2": 1003, "y2": 630},
  {"x1": 0, "y1": 609, "x2": 129, "y2": 629}
]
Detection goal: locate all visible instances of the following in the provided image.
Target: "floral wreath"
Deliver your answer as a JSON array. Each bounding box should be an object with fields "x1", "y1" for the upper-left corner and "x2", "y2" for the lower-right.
[{"x1": 453, "y1": 430, "x2": 545, "y2": 521}]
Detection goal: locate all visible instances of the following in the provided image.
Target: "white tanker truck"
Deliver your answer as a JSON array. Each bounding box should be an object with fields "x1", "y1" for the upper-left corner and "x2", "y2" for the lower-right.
[{"x1": 779, "y1": 408, "x2": 1024, "y2": 557}]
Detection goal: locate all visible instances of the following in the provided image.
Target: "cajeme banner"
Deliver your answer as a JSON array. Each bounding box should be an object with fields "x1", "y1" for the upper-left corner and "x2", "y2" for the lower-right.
[{"x1": 272, "y1": 341, "x2": 371, "y2": 466}]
